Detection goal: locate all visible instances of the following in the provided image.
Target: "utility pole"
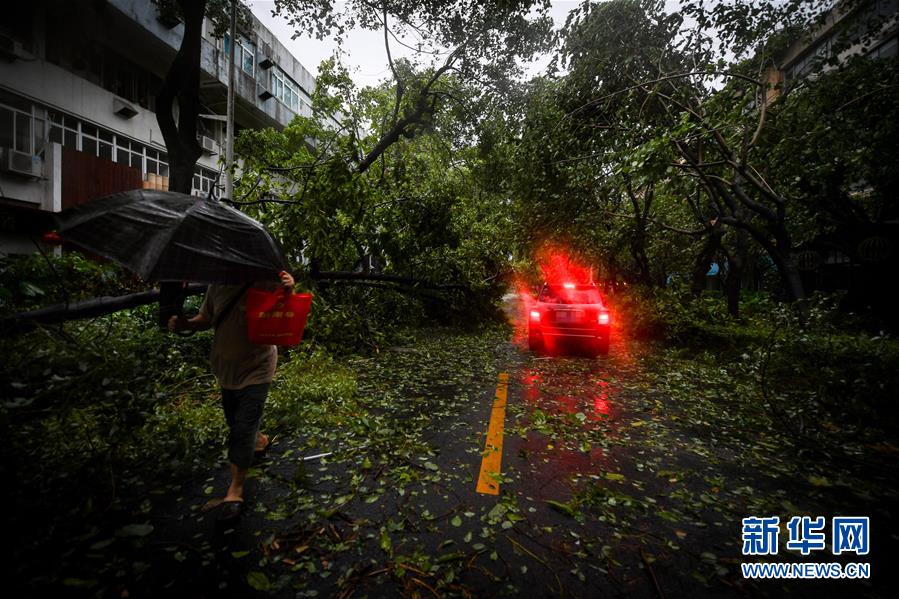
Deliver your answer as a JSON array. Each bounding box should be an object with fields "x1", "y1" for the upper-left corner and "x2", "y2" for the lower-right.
[{"x1": 224, "y1": 0, "x2": 236, "y2": 201}]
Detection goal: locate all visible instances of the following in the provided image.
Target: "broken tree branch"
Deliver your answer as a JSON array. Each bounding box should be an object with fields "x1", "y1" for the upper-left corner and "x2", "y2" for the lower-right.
[
  {"x1": 1, "y1": 284, "x2": 208, "y2": 334},
  {"x1": 313, "y1": 270, "x2": 468, "y2": 291}
]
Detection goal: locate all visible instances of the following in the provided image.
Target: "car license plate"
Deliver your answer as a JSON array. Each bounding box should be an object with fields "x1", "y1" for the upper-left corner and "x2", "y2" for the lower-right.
[{"x1": 555, "y1": 310, "x2": 580, "y2": 323}]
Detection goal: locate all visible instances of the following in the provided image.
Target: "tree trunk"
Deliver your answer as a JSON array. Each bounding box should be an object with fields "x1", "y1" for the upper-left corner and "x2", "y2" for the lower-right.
[
  {"x1": 725, "y1": 228, "x2": 748, "y2": 318},
  {"x1": 1, "y1": 285, "x2": 207, "y2": 334},
  {"x1": 772, "y1": 228, "x2": 805, "y2": 302},
  {"x1": 630, "y1": 229, "x2": 652, "y2": 286},
  {"x1": 691, "y1": 226, "x2": 722, "y2": 296},
  {"x1": 623, "y1": 179, "x2": 653, "y2": 286},
  {"x1": 781, "y1": 256, "x2": 806, "y2": 302},
  {"x1": 156, "y1": 0, "x2": 206, "y2": 194},
  {"x1": 756, "y1": 242, "x2": 804, "y2": 302},
  {"x1": 311, "y1": 270, "x2": 467, "y2": 292}
]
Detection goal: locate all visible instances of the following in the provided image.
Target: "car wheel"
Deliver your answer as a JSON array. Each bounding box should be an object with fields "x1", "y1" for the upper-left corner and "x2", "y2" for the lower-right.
[{"x1": 528, "y1": 334, "x2": 543, "y2": 354}]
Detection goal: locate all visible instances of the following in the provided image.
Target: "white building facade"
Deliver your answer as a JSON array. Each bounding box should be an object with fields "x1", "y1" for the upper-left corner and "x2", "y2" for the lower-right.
[{"x1": 0, "y1": 0, "x2": 320, "y2": 254}]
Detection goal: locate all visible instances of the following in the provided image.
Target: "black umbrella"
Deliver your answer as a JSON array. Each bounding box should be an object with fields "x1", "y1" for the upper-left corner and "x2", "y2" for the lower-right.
[{"x1": 54, "y1": 189, "x2": 288, "y2": 284}]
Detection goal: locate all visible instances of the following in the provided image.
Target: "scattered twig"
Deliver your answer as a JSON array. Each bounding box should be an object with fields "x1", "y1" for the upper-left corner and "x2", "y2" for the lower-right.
[
  {"x1": 640, "y1": 548, "x2": 666, "y2": 599},
  {"x1": 410, "y1": 576, "x2": 443, "y2": 599},
  {"x1": 503, "y1": 533, "x2": 547, "y2": 565},
  {"x1": 395, "y1": 562, "x2": 430, "y2": 577}
]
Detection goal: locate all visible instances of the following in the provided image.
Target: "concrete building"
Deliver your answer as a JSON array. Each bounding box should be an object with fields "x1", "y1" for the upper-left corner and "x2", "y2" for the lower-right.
[
  {"x1": 0, "y1": 0, "x2": 322, "y2": 255},
  {"x1": 755, "y1": 0, "x2": 898, "y2": 300},
  {"x1": 762, "y1": 0, "x2": 898, "y2": 102}
]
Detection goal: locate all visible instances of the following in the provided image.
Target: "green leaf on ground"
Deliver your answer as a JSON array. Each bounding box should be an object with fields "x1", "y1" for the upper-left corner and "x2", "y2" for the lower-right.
[
  {"x1": 546, "y1": 499, "x2": 577, "y2": 517},
  {"x1": 117, "y1": 523, "x2": 153, "y2": 537},
  {"x1": 247, "y1": 571, "x2": 271, "y2": 591}
]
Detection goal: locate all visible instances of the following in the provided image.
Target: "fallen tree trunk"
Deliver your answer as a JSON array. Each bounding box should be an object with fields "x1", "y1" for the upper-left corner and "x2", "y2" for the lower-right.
[
  {"x1": 3, "y1": 270, "x2": 470, "y2": 335},
  {"x1": 1, "y1": 284, "x2": 207, "y2": 334},
  {"x1": 312, "y1": 270, "x2": 469, "y2": 292},
  {"x1": 317, "y1": 279, "x2": 450, "y2": 304}
]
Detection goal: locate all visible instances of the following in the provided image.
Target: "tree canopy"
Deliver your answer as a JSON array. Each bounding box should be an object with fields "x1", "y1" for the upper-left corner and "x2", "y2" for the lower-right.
[{"x1": 6, "y1": 0, "x2": 898, "y2": 330}]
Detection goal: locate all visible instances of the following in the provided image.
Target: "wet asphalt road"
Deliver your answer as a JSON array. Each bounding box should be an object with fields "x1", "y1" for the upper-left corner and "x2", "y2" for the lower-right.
[{"x1": 130, "y1": 295, "x2": 894, "y2": 598}]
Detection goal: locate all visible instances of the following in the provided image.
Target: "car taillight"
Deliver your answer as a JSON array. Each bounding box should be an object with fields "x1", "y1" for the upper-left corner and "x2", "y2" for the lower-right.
[
  {"x1": 598, "y1": 312, "x2": 610, "y2": 325},
  {"x1": 530, "y1": 310, "x2": 541, "y2": 322}
]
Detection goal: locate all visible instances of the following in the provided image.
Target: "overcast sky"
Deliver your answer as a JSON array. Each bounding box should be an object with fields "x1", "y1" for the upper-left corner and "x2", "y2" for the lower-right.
[{"x1": 247, "y1": 1, "x2": 682, "y2": 88}]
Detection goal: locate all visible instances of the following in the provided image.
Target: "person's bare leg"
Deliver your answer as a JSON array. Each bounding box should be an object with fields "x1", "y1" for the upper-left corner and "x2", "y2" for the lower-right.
[{"x1": 224, "y1": 463, "x2": 247, "y2": 502}]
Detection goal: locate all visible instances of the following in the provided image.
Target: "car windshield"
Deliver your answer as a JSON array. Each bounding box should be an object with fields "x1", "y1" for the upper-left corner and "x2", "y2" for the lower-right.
[{"x1": 539, "y1": 284, "x2": 603, "y2": 305}]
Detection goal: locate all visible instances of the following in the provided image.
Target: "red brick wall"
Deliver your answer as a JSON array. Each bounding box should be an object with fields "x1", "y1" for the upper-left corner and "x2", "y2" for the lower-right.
[{"x1": 61, "y1": 147, "x2": 143, "y2": 210}]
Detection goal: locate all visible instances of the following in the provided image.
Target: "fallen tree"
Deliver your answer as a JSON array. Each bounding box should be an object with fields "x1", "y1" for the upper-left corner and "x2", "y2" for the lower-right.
[
  {"x1": 310, "y1": 270, "x2": 469, "y2": 292},
  {"x1": 0, "y1": 284, "x2": 207, "y2": 334},
  {"x1": 1, "y1": 270, "x2": 471, "y2": 335}
]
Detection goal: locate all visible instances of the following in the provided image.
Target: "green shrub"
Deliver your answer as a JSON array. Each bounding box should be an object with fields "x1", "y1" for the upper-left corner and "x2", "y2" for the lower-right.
[
  {"x1": 265, "y1": 347, "x2": 357, "y2": 431},
  {"x1": 614, "y1": 286, "x2": 899, "y2": 425},
  {"x1": 0, "y1": 252, "x2": 147, "y2": 315},
  {"x1": 301, "y1": 284, "x2": 427, "y2": 354},
  {"x1": 614, "y1": 285, "x2": 761, "y2": 349}
]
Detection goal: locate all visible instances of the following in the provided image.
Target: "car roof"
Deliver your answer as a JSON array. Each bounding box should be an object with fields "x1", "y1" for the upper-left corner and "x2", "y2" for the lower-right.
[{"x1": 538, "y1": 283, "x2": 604, "y2": 304}]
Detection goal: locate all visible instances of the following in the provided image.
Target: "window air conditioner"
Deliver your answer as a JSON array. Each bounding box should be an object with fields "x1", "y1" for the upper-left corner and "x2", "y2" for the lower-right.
[
  {"x1": 259, "y1": 42, "x2": 273, "y2": 69},
  {"x1": 199, "y1": 135, "x2": 218, "y2": 154},
  {"x1": 0, "y1": 147, "x2": 42, "y2": 178},
  {"x1": 257, "y1": 82, "x2": 274, "y2": 100},
  {"x1": 113, "y1": 98, "x2": 138, "y2": 119},
  {"x1": 0, "y1": 34, "x2": 33, "y2": 61}
]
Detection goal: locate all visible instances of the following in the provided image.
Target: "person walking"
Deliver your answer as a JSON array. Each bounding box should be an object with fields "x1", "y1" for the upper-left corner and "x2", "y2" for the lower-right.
[{"x1": 168, "y1": 270, "x2": 295, "y2": 521}]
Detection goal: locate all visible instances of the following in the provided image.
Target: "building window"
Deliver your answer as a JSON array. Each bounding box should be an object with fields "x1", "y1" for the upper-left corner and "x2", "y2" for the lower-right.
[
  {"x1": 869, "y1": 36, "x2": 898, "y2": 59},
  {"x1": 241, "y1": 39, "x2": 255, "y2": 75},
  {"x1": 224, "y1": 34, "x2": 255, "y2": 77},
  {"x1": 2, "y1": 93, "x2": 229, "y2": 196},
  {"x1": 0, "y1": 101, "x2": 46, "y2": 155},
  {"x1": 0, "y1": 107, "x2": 14, "y2": 151},
  {"x1": 15, "y1": 113, "x2": 31, "y2": 153},
  {"x1": 63, "y1": 117, "x2": 77, "y2": 149},
  {"x1": 44, "y1": 16, "x2": 161, "y2": 113},
  {"x1": 4, "y1": 93, "x2": 182, "y2": 187},
  {"x1": 270, "y1": 66, "x2": 310, "y2": 114},
  {"x1": 45, "y1": 106, "x2": 170, "y2": 176},
  {"x1": 875, "y1": 0, "x2": 899, "y2": 17},
  {"x1": 98, "y1": 128, "x2": 113, "y2": 161},
  {"x1": 192, "y1": 167, "x2": 218, "y2": 197},
  {"x1": 81, "y1": 123, "x2": 98, "y2": 156},
  {"x1": 146, "y1": 148, "x2": 169, "y2": 177}
]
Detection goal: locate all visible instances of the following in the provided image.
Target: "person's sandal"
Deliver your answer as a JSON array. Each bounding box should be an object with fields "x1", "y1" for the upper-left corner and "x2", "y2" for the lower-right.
[
  {"x1": 254, "y1": 433, "x2": 272, "y2": 456},
  {"x1": 216, "y1": 500, "x2": 244, "y2": 522}
]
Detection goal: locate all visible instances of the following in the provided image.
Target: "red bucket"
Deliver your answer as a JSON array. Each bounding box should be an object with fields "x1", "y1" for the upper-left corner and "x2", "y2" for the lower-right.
[{"x1": 245, "y1": 289, "x2": 312, "y2": 346}]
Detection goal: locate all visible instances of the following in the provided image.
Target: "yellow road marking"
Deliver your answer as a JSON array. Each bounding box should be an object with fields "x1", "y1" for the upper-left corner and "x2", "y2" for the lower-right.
[{"x1": 476, "y1": 372, "x2": 509, "y2": 495}]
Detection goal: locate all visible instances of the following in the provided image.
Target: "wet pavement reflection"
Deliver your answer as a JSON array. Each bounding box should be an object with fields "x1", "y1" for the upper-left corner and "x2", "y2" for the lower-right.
[{"x1": 500, "y1": 292, "x2": 638, "y2": 502}]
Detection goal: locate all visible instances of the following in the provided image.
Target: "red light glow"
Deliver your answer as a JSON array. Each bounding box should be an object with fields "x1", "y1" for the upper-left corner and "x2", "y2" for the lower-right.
[
  {"x1": 594, "y1": 395, "x2": 611, "y2": 417},
  {"x1": 535, "y1": 245, "x2": 594, "y2": 285},
  {"x1": 530, "y1": 310, "x2": 541, "y2": 321},
  {"x1": 598, "y1": 312, "x2": 610, "y2": 325},
  {"x1": 42, "y1": 231, "x2": 63, "y2": 245}
]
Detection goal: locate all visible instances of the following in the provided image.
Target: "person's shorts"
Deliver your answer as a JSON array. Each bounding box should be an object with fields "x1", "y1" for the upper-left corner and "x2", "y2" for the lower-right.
[{"x1": 221, "y1": 383, "x2": 269, "y2": 469}]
